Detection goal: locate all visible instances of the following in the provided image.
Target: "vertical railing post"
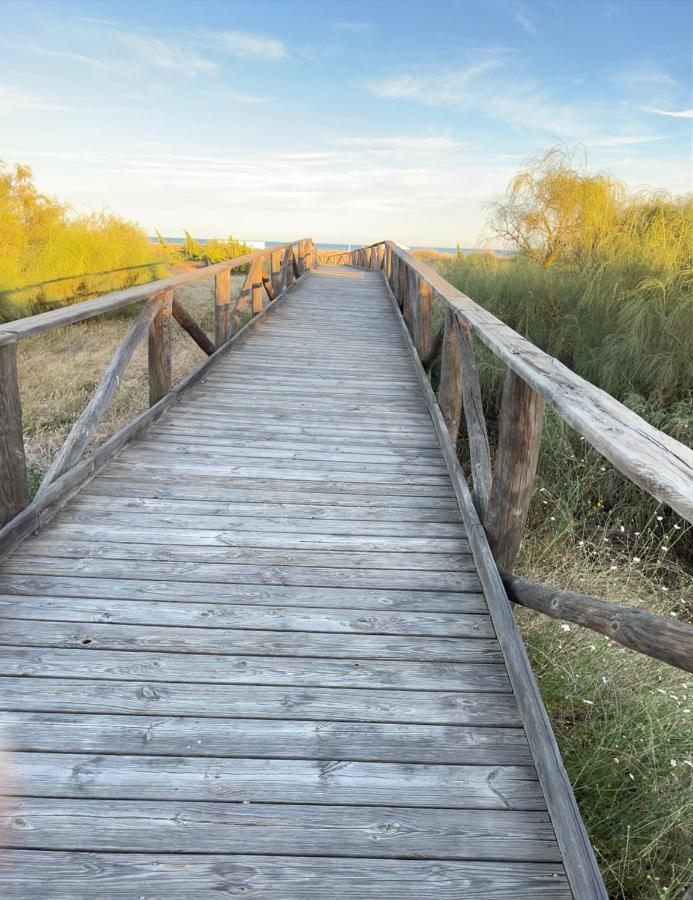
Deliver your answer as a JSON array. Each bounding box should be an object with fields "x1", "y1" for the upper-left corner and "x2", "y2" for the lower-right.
[
  {"x1": 485, "y1": 369, "x2": 546, "y2": 572},
  {"x1": 297, "y1": 242, "x2": 306, "y2": 275},
  {"x1": 270, "y1": 250, "x2": 283, "y2": 295},
  {"x1": 250, "y1": 257, "x2": 264, "y2": 315},
  {"x1": 148, "y1": 290, "x2": 172, "y2": 406},
  {"x1": 437, "y1": 306, "x2": 463, "y2": 445},
  {"x1": 0, "y1": 334, "x2": 29, "y2": 526},
  {"x1": 413, "y1": 276, "x2": 432, "y2": 360},
  {"x1": 214, "y1": 269, "x2": 232, "y2": 347}
]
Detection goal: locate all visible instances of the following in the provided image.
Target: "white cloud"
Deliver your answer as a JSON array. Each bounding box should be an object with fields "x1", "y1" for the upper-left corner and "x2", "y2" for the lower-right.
[
  {"x1": 117, "y1": 32, "x2": 216, "y2": 73},
  {"x1": 367, "y1": 55, "x2": 507, "y2": 104},
  {"x1": 217, "y1": 31, "x2": 287, "y2": 60},
  {"x1": 644, "y1": 107, "x2": 693, "y2": 119}
]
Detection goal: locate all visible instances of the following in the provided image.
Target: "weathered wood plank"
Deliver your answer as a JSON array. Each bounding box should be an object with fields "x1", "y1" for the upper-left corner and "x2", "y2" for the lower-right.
[
  {"x1": 0, "y1": 575, "x2": 488, "y2": 613},
  {"x1": 485, "y1": 370, "x2": 546, "y2": 573},
  {"x1": 0, "y1": 645, "x2": 510, "y2": 691},
  {"x1": 6, "y1": 752, "x2": 543, "y2": 808},
  {"x1": 0, "y1": 337, "x2": 28, "y2": 526},
  {"x1": 0, "y1": 594, "x2": 488, "y2": 636},
  {"x1": 0, "y1": 851, "x2": 572, "y2": 899},
  {"x1": 0, "y1": 675, "x2": 523, "y2": 724},
  {"x1": 0, "y1": 618, "x2": 500, "y2": 663},
  {"x1": 2, "y1": 798, "x2": 560, "y2": 860},
  {"x1": 0, "y1": 712, "x2": 531, "y2": 763}
]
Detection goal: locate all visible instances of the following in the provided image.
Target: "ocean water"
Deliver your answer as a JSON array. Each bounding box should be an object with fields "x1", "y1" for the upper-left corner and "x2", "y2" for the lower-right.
[{"x1": 154, "y1": 237, "x2": 512, "y2": 256}]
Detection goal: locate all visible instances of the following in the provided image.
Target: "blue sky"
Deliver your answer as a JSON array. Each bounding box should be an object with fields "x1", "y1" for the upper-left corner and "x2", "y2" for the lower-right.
[{"x1": 1, "y1": 0, "x2": 691, "y2": 246}]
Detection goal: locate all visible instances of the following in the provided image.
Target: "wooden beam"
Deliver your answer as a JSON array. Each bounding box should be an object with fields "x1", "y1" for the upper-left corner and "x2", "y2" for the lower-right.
[
  {"x1": 214, "y1": 269, "x2": 232, "y2": 347},
  {"x1": 172, "y1": 299, "x2": 215, "y2": 356},
  {"x1": 413, "y1": 276, "x2": 432, "y2": 360},
  {"x1": 422, "y1": 323, "x2": 444, "y2": 375},
  {"x1": 503, "y1": 573, "x2": 693, "y2": 673},
  {"x1": 148, "y1": 289, "x2": 173, "y2": 406},
  {"x1": 270, "y1": 250, "x2": 283, "y2": 295},
  {"x1": 385, "y1": 242, "x2": 693, "y2": 523},
  {"x1": 250, "y1": 258, "x2": 264, "y2": 315},
  {"x1": 485, "y1": 370, "x2": 545, "y2": 573},
  {"x1": 36, "y1": 296, "x2": 162, "y2": 498},
  {"x1": 456, "y1": 317, "x2": 492, "y2": 520},
  {"x1": 0, "y1": 336, "x2": 29, "y2": 526},
  {"x1": 437, "y1": 307, "x2": 463, "y2": 445}
]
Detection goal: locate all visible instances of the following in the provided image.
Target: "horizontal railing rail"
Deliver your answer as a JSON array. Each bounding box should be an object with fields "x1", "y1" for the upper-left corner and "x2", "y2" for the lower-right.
[
  {"x1": 331, "y1": 240, "x2": 693, "y2": 675},
  {"x1": 0, "y1": 238, "x2": 319, "y2": 536}
]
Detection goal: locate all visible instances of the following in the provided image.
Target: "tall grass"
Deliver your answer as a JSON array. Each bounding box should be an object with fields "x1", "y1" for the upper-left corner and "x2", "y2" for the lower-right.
[{"x1": 0, "y1": 162, "x2": 167, "y2": 321}]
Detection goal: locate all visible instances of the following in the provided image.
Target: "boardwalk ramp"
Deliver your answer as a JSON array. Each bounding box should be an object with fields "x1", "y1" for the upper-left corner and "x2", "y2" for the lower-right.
[{"x1": 3, "y1": 240, "x2": 687, "y2": 897}]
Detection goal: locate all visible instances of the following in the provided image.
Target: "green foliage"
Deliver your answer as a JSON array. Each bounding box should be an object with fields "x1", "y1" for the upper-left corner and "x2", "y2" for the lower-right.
[
  {"x1": 0, "y1": 162, "x2": 168, "y2": 322},
  {"x1": 439, "y1": 151, "x2": 692, "y2": 537},
  {"x1": 157, "y1": 229, "x2": 254, "y2": 269}
]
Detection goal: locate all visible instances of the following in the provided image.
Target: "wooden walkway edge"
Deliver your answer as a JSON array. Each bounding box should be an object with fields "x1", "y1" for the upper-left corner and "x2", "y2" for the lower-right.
[{"x1": 0, "y1": 266, "x2": 602, "y2": 898}]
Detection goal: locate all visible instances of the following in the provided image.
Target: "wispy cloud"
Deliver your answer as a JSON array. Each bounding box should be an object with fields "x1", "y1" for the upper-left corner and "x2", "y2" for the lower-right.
[
  {"x1": 217, "y1": 30, "x2": 287, "y2": 60},
  {"x1": 18, "y1": 44, "x2": 110, "y2": 70},
  {"x1": 118, "y1": 32, "x2": 216, "y2": 73},
  {"x1": 585, "y1": 134, "x2": 667, "y2": 147},
  {"x1": 332, "y1": 21, "x2": 374, "y2": 34},
  {"x1": 0, "y1": 84, "x2": 73, "y2": 112},
  {"x1": 366, "y1": 55, "x2": 602, "y2": 138},
  {"x1": 644, "y1": 107, "x2": 693, "y2": 119},
  {"x1": 367, "y1": 54, "x2": 507, "y2": 103},
  {"x1": 513, "y1": 4, "x2": 537, "y2": 35},
  {"x1": 611, "y1": 61, "x2": 676, "y2": 89},
  {"x1": 335, "y1": 135, "x2": 463, "y2": 153}
]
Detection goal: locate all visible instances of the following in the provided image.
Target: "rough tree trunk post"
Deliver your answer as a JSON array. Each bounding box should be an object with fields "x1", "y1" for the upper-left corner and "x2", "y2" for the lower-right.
[
  {"x1": 437, "y1": 306, "x2": 463, "y2": 445},
  {"x1": 270, "y1": 250, "x2": 283, "y2": 296},
  {"x1": 214, "y1": 269, "x2": 232, "y2": 347},
  {"x1": 0, "y1": 335, "x2": 29, "y2": 526},
  {"x1": 413, "y1": 276, "x2": 432, "y2": 360},
  {"x1": 250, "y1": 257, "x2": 265, "y2": 315},
  {"x1": 485, "y1": 369, "x2": 546, "y2": 572},
  {"x1": 148, "y1": 289, "x2": 173, "y2": 406}
]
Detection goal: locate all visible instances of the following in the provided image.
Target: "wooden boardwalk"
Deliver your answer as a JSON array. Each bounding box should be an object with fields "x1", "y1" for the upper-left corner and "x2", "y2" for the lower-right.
[{"x1": 0, "y1": 267, "x2": 574, "y2": 897}]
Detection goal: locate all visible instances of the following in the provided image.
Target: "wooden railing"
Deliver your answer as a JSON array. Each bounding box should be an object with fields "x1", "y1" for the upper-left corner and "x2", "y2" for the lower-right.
[
  {"x1": 323, "y1": 242, "x2": 693, "y2": 674},
  {"x1": 0, "y1": 238, "x2": 318, "y2": 547}
]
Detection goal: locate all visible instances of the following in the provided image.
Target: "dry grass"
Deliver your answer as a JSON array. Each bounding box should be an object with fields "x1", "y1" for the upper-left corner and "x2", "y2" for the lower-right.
[{"x1": 17, "y1": 274, "x2": 245, "y2": 493}]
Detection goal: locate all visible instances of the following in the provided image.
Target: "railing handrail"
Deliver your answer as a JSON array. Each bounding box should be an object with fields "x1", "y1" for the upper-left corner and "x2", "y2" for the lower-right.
[
  {"x1": 0, "y1": 238, "x2": 310, "y2": 341},
  {"x1": 378, "y1": 240, "x2": 692, "y2": 523}
]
